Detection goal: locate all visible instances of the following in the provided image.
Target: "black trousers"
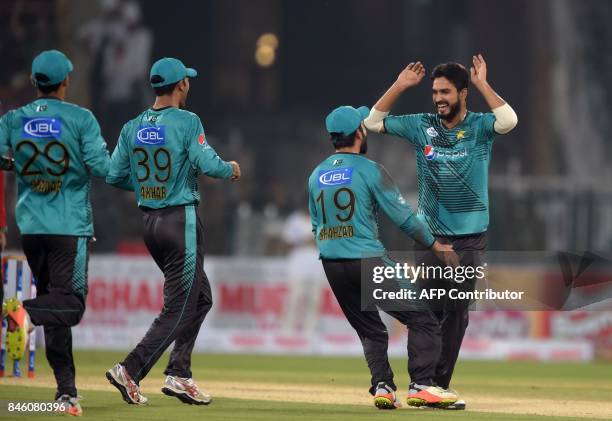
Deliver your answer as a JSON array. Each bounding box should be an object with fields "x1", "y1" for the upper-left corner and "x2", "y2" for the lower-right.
[
  {"x1": 415, "y1": 232, "x2": 487, "y2": 389},
  {"x1": 322, "y1": 258, "x2": 441, "y2": 395},
  {"x1": 122, "y1": 205, "x2": 212, "y2": 383},
  {"x1": 21, "y1": 235, "x2": 90, "y2": 398}
]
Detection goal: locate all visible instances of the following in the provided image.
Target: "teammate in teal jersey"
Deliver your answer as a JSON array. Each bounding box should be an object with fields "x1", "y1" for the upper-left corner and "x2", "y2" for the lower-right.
[
  {"x1": 0, "y1": 50, "x2": 111, "y2": 416},
  {"x1": 309, "y1": 105, "x2": 460, "y2": 410},
  {"x1": 365, "y1": 54, "x2": 518, "y2": 409},
  {"x1": 105, "y1": 57, "x2": 240, "y2": 406}
]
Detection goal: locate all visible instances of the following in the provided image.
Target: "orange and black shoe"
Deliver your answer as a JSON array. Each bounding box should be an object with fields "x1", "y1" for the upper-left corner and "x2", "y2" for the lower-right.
[
  {"x1": 56, "y1": 394, "x2": 83, "y2": 417},
  {"x1": 3, "y1": 298, "x2": 32, "y2": 361},
  {"x1": 373, "y1": 382, "x2": 401, "y2": 409},
  {"x1": 407, "y1": 382, "x2": 458, "y2": 408}
]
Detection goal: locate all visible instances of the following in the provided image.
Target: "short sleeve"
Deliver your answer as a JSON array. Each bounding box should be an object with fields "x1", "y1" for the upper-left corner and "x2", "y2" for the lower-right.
[
  {"x1": 480, "y1": 112, "x2": 497, "y2": 141},
  {"x1": 383, "y1": 114, "x2": 423, "y2": 145}
]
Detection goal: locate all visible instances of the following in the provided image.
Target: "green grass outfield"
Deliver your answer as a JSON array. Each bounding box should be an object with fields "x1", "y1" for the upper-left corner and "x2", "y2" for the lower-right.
[{"x1": 1, "y1": 351, "x2": 611, "y2": 420}]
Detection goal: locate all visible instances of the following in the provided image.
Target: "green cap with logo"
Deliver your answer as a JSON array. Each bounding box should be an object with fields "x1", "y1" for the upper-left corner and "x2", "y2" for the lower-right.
[
  {"x1": 325, "y1": 105, "x2": 370, "y2": 136},
  {"x1": 31, "y1": 50, "x2": 73, "y2": 86},
  {"x1": 149, "y1": 57, "x2": 198, "y2": 87}
]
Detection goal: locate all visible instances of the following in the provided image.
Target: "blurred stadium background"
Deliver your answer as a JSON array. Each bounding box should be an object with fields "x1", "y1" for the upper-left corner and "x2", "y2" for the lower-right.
[{"x1": 1, "y1": 0, "x2": 611, "y2": 363}]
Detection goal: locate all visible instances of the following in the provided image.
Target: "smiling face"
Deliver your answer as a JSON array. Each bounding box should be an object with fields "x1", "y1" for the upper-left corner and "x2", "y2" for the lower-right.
[{"x1": 432, "y1": 76, "x2": 466, "y2": 121}]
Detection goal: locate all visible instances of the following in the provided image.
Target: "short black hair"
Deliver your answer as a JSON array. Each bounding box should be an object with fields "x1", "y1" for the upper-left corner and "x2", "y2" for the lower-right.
[
  {"x1": 151, "y1": 75, "x2": 179, "y2": 96},
  {"x1": 330, "y1": 131, "x2": 358, "y2": 149},
  {"x1": 431, "y1": 62, "x2": 469, "y2": 91},
  {"x1": 33, "y1": 72, "x2": 62, "y2": 94}
]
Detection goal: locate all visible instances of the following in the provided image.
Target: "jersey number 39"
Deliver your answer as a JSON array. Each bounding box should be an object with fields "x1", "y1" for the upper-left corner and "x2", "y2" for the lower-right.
[{"x1": 133, "y1": 147, "x2": 171, "y2": 182}]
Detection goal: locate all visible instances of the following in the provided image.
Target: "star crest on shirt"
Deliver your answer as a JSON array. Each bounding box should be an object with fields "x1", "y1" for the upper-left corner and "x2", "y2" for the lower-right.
[{"x1": 456, "y1": 130, "x2": 467, "y2": 140}]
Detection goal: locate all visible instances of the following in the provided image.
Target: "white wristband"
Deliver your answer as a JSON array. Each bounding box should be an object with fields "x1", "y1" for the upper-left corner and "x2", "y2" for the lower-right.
[
  {"x1": 364, "y1": 108, "x2": 389, "y2": 133},
  {"x1": 492, "y1": 103, "x2": 518, "y2": 134}
]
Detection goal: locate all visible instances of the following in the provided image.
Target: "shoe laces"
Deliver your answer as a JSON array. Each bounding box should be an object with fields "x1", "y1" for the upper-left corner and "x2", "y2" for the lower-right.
[
  {"x1": 56, "y1": 394, "x2": 82, "y2": 406},
  {"x1": 375, "y1": 382, "x2": 394, "y2": 395},
  {"x1": 121, "y1": 367, "x2": 142, "y2": 400},
  {"x1": 183, "y1": 377, "x2": 200, "y2": 392}
]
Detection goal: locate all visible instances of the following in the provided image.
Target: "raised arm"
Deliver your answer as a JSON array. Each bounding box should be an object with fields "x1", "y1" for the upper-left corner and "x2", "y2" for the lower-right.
[
  {"x1": 470, "y1": 54, "x2": 518, "y2": 134},
  {"x1": 364, "y1": 62, "x2": 426, "y2": 133}
]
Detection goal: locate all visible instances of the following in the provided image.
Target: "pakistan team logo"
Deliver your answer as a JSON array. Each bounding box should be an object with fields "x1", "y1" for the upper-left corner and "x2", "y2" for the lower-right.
[{"x1": 426, "y1": 127, "x2": 438, "y2": 137}]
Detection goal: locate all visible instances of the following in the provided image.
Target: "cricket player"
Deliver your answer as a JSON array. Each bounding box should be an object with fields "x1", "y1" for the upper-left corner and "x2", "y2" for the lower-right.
[
  {"x1": 309, "y1": 105, "x2": 460, "y2": 409},
  {"x1": 0, "y1": 50, "x2": 112, "y2": 416},
  {"x1": 364, "y1": 55, "x2": 518, "y2": 408},
  {"x1": 105, "y1": 57, "x2": 241, "y2": 406}
]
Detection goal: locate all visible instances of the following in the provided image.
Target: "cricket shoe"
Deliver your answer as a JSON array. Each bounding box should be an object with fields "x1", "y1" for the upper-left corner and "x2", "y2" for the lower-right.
[
  {"x1": 373, "y1": 382, "x2": 401, "y2": 409},
  {"x1": 55, "y1": 394, "x2": 83, "y2": 417},
  {"x1": 3, "y1": 298, "x2": 32, "y2": 360},
  {"x1": 162, "y1": 375, "x2": 212, "y2": 405},
  {"x1": 407, "y1": 382, "x2": 458, "y2": 408},
  {"x1": 105, "y1": 364, "x2": 148, "y2": 405},
  {"x1": 431, "y1": 388, "x2": 465, "y2": 410}
]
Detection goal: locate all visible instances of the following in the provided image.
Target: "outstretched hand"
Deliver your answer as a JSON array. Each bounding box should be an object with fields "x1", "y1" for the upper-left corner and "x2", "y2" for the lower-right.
[
  {"x1": 470, "y1": 54, "x2": 488, "y2": 87},
  {"x1": 395, "y1": 62, "x2": 426, "y2": 89}
]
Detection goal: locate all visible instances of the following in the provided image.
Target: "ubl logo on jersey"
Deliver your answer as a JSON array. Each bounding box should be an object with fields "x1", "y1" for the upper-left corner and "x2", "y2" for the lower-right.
[
  {"x1": 318, "y1": 168, "x2": 353, "y2": 188},
  {"x1": 22, "y1": 117, "x2": 62, "y2": 139},
  {"x1": 135, "y1": 125, "x2": 166, "y2": 146}
]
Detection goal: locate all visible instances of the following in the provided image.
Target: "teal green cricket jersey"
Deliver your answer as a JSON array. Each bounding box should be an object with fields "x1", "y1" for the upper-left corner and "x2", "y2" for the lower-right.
[
  {"x1": 0, "y1": 97, "x2": 110, "y2": 235},
  {"x1": 106, "y1": 107, "x2": 233, "y2": 208},
  {"x1": 308, "y1": 153, "x2": 434, "y2": 259},
  {"x1": 384, "y1": 111, "x2": 498, "y2": 236}
]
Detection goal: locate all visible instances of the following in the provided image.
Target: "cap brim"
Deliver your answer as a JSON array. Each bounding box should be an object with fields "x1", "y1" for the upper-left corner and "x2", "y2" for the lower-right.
[
  {"x1": 357, "y1": 106, "x2": 370, "y2": 120},
  {"x1": 186, "y1": 68, "x2": 198, "y2": 78}
]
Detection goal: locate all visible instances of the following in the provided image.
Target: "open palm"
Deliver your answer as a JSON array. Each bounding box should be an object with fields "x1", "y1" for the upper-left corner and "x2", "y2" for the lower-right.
[
  {"x1": 470, "y1": 54, "x2": 487, "y2": 86},
  {"x1": 396, "y1": 62, "x2": 426, "y2": 89}
]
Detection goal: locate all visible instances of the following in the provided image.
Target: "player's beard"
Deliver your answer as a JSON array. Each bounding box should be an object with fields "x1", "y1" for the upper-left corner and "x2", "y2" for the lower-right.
[
  {"x1": 359, "y1": 136, "x2": 368, "y2": 154},
  {"x1": 435, "y1": 99, "x2": 461, "y2": 122}
]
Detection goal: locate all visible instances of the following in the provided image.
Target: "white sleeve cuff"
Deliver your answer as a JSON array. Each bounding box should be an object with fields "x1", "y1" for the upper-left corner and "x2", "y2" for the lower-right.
[
  {"x1": 492, "y1": 103, "x2": 518, "y2": 134},
  {"x1": 364, "y1": 108, "x2": 389, "y2": 133}
]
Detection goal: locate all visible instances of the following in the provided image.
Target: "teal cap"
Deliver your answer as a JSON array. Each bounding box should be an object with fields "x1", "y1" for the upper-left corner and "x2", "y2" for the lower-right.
[
  {"x1": 325, "y1": 105, "x2": 370, "y2": 136},
  {"x1": 31, "y1": 50, "x2": 73, "y2": 86},
  {"x1": 150, "y1": 57, "x2": 197, "y2": 87}
]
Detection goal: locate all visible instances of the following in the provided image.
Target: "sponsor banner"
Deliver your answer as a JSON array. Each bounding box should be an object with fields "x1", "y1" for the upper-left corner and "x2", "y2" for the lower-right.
[
  {"x1": 548, "y1": 311, "x2": 612, "y2": 359},
  {"x1": 459, "y1": 338, "x2": 593, "y2": 361},
  {"x1": 71, "y1": 256, "x2": 600, "y2": 360}
]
